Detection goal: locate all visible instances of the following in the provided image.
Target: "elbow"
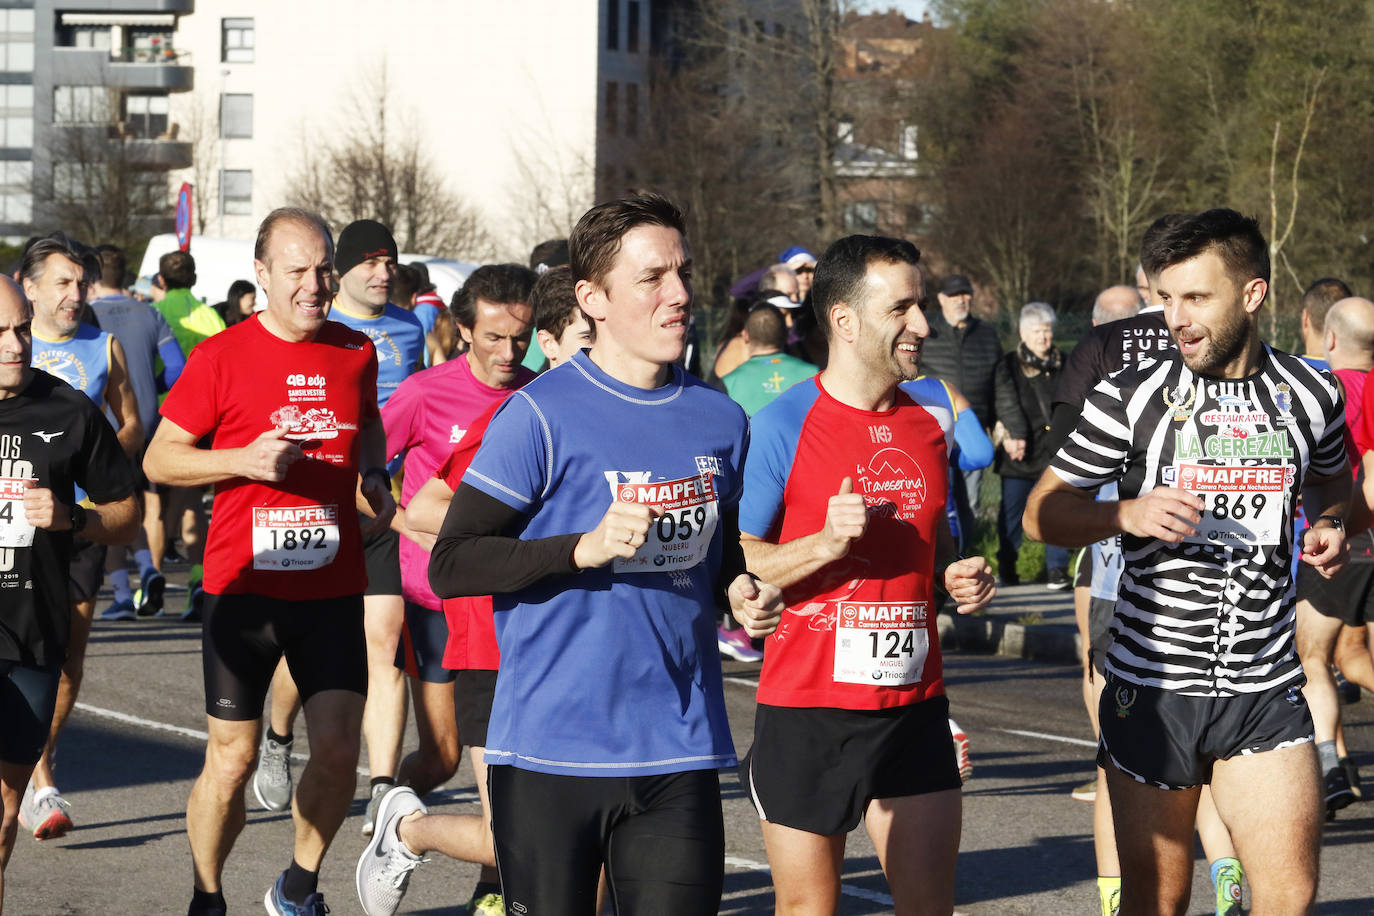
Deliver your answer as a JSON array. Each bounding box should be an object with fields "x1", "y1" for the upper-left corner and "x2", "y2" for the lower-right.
[
  {"x1": 428, "y1": 538, "x2": 464, "y2": 598},
  {"x1": 1022, "y1": 496, "x2": 1045, "y2": 543},
  {"x1": 141, "y1": 447, "x2": 164, "y2": 486}
]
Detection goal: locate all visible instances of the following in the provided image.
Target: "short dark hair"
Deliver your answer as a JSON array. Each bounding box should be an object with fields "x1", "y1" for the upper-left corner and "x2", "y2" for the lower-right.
[
  {"x1": 744, "y1": 304, "x2": 787, "y2": 351},
  {"x1": 569, "y1": 193, "x2": 686, "y2": 289},
  {"x1": 1302, "y1": 276, "x2": 1352, "y2": 323},
  {"x1": 450, "y1": 263, "x2": 537, "y2": 329},
  {"x1": 254, "y1": 207, "x2": 333, "y2": 265},
  {"x1": 1140, "y1": 209, "x2": 1269, "y2": 287},
  {"x1": 21, "y1": 234, "x2": 87, "y2": 285},
  {"x1": 95, "y1": 244, "x2": 126, "y2": 289},
  {"x1": 407, "y1": 261, "x2": 434, "y2": 293},
  {"x1": 529, "y1": 238, "x2": 570, "y2": 272},
  {"x1": 811, "y1": 235, "x2": 922, "y2": 340},
  {"x1": 531, "y1": 265, "x2": 591, "y2": 341},
  {"x1": 391, "y1": 264, "x2": 420, "y2": 306},
  {"x1": 158, "y1": 250, "x2": 196, "y2": 290}
]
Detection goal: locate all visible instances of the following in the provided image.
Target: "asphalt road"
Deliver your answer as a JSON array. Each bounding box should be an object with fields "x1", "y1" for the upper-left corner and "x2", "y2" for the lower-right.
[{"x1": 6, "y1": 583, "x2": 1374, "y2": 915}]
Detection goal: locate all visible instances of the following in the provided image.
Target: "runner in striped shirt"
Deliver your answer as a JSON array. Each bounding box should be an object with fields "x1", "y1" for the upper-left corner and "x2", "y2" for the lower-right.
[{"x1": 1025, "y1": 209, "x2": 1349, "y2": 916}]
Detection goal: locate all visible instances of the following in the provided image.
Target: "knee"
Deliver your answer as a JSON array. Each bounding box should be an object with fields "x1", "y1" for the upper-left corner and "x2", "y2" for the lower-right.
[
  {"x1": 308, "y1": 730, "x2": 361, "y2": 777},
  {"x1": 204, "y1": 737, "x2": 258, "y2": 788}
]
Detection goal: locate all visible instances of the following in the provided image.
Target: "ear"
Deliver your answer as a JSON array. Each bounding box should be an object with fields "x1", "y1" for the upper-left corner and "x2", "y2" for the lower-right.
[
  {"x1": 576, "y1": 278, "x2": 607, "y2": 322},
  {"x1": 1241, "y1": 278, "x2": 1267, "y2": 316},
  {"x1": 537, "y1": 328, "x2": 558, "y2": 362},
  {"x1": 1324, "y1": 328, "x2": 1337, "y2": 358},
  {"x1": 458, "y1": 321, "x2": 475, "y2": 345},
  {"x1": 252, "y1": 260, "x2": 269, "y2": 295},
  {"x1": 830, "y1": 301, "x2": 856, "y2": 343}
]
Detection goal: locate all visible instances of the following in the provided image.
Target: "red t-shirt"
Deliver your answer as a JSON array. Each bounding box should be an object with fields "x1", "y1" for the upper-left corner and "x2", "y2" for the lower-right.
[
  {"x1": 160, "y1": 316, "x2": 379, "y2": 599},
  {"x1": 435, "y1": 400, "x2": 503, "y2": 671},
  {"x1": 739, "y1": 379, "x2": 952, "y2": 709}
]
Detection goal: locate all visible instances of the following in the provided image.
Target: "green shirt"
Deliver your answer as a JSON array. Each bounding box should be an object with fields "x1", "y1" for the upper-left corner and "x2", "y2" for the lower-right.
[
  {"x1": 155, "y1": 287, "x2": 226, "y2": 359},
  {"x1": 722, "y1": 351, "x2": 815, "y2": 416}
]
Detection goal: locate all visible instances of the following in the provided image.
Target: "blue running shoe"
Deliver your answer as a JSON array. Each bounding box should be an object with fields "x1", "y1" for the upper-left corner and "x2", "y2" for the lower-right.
[
  {"x1": 136, "y1": 570, "x2": 166, "y2": 617},
  {"x1": 100, "y1": 599, "x2": 136, "y2": 621},
  {"x1": 264, "y1": 871, "x2": 330, "y2": 915}
]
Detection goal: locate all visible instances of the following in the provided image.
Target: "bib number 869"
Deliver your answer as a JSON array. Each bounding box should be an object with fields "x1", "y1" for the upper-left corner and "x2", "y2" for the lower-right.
[{"x1": 1209, "y1": 493, "x2": 1266, "y2": 521}]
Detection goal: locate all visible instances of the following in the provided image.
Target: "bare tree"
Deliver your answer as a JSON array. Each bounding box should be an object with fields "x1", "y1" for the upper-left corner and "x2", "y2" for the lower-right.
[
  {"x1": 181, "y1": 91, "x2": 220, "y2": 235},
  {"x1": 284, "y1": 66, "x2": 497, "y2": 260},
  {"x1": 43, "y1": 124, "x2": 172, "y2": 251}
]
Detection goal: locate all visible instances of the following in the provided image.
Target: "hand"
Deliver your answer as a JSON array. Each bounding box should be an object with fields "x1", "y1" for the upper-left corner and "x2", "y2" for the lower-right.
[
  {"x1": 943, "y1": 556, "x2": 995, "y2": 615},
  {"x1": 1301, "y1": 522, "x2": 1348, "y2": 579},
  {"x1": 241, "y1": 426, "x2": 304, "y2": 483},
  {"x1": 22, "y1": 481, "x2": 68, "y2": 531},
  {"x1": 393, "y1": 507, "x2": 437, "y2": 551},
  {"x1": 729, "y1": 574, "x2": 785, "y2": 638},
  {"x1": 1004, "y1": 438, "x2": 1027, "y2": 462},
  {"x1": 359, "y1": 473, "x2": 397, "y2": 537},
  {"x1": 1118, "y1": 488, "x2": 1202, "y2": 543},
  {"x1": 573, "y1": 500, "x2": 660, "y2": 569},
  {"x1": 819, "y1": 477, "x2": 868, "y2": 562}
]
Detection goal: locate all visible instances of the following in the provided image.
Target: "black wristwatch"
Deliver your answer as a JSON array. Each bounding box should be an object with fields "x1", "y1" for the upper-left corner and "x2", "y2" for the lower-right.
[
  {"x1": 69, "y1": 502, "x2": 87, "y2": 534},
  {"x1": 1316, "y1": 514, "x2": 1344, "y2": 531}
]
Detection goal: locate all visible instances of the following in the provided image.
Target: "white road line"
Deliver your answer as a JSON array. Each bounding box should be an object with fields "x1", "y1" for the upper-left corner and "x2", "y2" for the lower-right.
[
  {"x1": 995, "y1": 727, "x2": 1096, "y2": 748},
  {"x1": 726, "y1": 855, "x2": 898, "y2": 906}
]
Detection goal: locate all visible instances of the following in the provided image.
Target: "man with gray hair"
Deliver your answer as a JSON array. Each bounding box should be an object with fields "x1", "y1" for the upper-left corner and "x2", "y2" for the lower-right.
[{"x1": 1092, "y1": 285, "x2": 1142, "y2": 326}]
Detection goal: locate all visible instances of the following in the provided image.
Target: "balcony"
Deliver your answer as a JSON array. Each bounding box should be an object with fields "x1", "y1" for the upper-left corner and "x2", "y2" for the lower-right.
[
  {"x1": 59, "y1": 1, "x2": 194, "y2": 12},
  {"x1": 52, "y1": 44, "x2": 193, "y2": 92}
]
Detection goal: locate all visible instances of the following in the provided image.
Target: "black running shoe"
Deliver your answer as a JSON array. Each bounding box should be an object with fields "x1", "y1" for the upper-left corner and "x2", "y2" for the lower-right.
[
  {"x1": 136, "y1": 571, "x2": 166, "y2": 617},
  {"x1": 1326, "y1": 765, "x2": 1357, "y2": 816},
  {"x1": 1341, "y1": 756, "x2": 1363, "y2": 801}
]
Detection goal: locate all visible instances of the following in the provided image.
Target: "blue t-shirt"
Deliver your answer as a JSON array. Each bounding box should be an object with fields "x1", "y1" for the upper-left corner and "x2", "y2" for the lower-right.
[
  {"x1": 329, "y1": 302, "x2": 425, "y2": 408},
  {"x1": 463, "y1": 350, "x2": 747, "y2": 776},
  {"x1": 31, "y1": 323, "x2": 110, "y2": 404}
]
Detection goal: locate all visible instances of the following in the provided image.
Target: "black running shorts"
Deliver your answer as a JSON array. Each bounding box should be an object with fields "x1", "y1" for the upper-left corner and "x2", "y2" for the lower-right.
[
  {"x1": 1097, "y1": 671, "x2": 1314, "y2": 789},
  {"x1": 489, "y1": 765, "x2": 724, "y2": 916},
  {"x1": 362, "y1": 526, "x2": 402, "y2": 597},
  {"x1": 0, "y1": 660, "x2": 62, "y2": 765},
  {"x1": 68, "y1": 535, "x2": 106, "y2": 603},
  {"x1": 741, "y1": 696, "x2": 961, "y2": 836},
  {"x1": 395, "y1": 602, "x2": 455, "y2": 684},
  {"x1": 1297, "y1": 550, "x2": 1374, "y2": 627},
  {"x1": 455, "y1": 668, "x2": 497, "y2": 748},
  {"x1": 1087, "y1": 597, "x2": 1115, "y2": 676},
  {"x1": 201, "y1": 592, "x2": 366, "y2": 720}
]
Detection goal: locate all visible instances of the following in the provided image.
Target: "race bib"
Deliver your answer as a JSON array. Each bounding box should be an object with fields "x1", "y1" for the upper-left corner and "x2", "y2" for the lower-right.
[
  {"x1": 833, "y1": 600, "x2": 930, "y2": 686},
  {"x1": 611, "y1": 474, "x2": 719, "y2": 574},
  {"x1": 0, "y1": 477, "x2": 35, "y2": 548},
  {"x1": 251, "y1": 504, "x2": 339, "y2": 571},
  {"x1": 1166, "y1": 463, "x2": 1290, "y2": 546}
]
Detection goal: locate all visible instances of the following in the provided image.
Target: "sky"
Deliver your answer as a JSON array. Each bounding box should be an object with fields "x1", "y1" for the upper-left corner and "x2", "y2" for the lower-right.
[{"x1": 853, "y1": 0, "x2": 934, "y2": 21}]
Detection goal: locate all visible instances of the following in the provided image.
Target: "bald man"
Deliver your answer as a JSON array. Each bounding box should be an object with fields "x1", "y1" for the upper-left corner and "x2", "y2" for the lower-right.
[
  {"x1": 1091, "y1": 285, "x2": 1142, "y2": 326},
  {"x1": 1298, "y1": 295, "x2": 1374, "y2": 815}
]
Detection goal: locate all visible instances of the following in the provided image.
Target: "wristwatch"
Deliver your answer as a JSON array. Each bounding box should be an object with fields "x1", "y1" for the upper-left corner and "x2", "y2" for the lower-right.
[
  {"x1": 69, "y1": 502, "x2": 87, "y2": 534},
  {"x1": 1316, "y1": 514, "x2": 1344, "y2": 531}
]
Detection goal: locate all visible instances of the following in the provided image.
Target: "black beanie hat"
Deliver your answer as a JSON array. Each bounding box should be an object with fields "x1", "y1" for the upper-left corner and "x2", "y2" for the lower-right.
[{"x1": 335, "y1": 219, "x2": 398, "y2": 278}]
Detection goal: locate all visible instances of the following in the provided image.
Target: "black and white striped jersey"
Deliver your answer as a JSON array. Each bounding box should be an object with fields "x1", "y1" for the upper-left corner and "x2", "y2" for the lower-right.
[{"x1": 1051, "y1": 346, "x2": 1346, "y2": 696}]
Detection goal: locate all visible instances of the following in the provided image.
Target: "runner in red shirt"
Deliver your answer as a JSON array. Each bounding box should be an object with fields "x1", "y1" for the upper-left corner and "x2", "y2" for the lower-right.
[
  {"x1": 733, "y1": 235, "x2": 994, "y2": 914},
  {"x1": 145, "y1": 208, "x2": 396, "y2": 916}
]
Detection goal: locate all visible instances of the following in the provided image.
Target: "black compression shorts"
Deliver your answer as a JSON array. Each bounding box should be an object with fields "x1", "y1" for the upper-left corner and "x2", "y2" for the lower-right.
[
  {"x1": 395, "y1": 602, "x2": 455, "y2": 684},
  {"x1": 1298, "y1": 555, "x2": 1374, "y2": 627},
  {"x1": 741, "y1": 696, "x2": 961, "y2": 836},
  {"x1": 200, "y1": 591, "x2": 366, "y2": 721},
  {"x1": 363, "y1": 526, "x2": 402, "y2": 596},
  {"x1": 1097, "y1": 671, "x2": 1313, "y2": 789},
  {"x1": 489, "y1": 766, "x2": 724, "y2": 916},
  {"x1": 455, "y1": 668, "x2": 497, "y2": 748},
  {"x1": 68, "y1": 536, "x2": 106, "y2": 603},
  {"x1": 0, "y1": 660, "x2": 62, "y2": 765}
]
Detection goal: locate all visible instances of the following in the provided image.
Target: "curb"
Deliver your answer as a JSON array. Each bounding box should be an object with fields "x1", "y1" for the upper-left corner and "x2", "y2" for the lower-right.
[{"x1": 938, "y1": 612, "x2": 1082, "y2": 666}]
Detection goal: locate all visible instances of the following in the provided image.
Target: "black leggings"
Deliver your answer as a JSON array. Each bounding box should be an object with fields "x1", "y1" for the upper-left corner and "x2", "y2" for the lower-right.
[{"x1": 489, "y1": 766, "x2": 725, "y2": 916}]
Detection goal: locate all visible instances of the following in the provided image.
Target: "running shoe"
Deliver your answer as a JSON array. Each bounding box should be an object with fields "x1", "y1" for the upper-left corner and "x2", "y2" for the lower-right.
[
  {"x1": 356, "y1": 785, "x2": 429, "y2": 916},
  {"x1": 717, "y1": 624, "x2": 763, "y2": 662},
  {"x1": 135, "y1": 570, "x2": 166, "y2": 617},
  {"x1": 253, "y1": 732, "x2": 294, "y2": 812},
  {"x1": 1214, "y1": 860, "x2": 1243, "y2": 916},
  {"x1": 181, "y1": 583, "x2": 205, "y2": 623},
  {"x1": 1071, "y1": 779, "x2": 1097, "y2": 802},
  {"x1": 19, "y1": 784, "x2": 73, "y2": 840},
  {"x1": 1340, "y1": 756, "x2": 1363, "y2": 800},
  {"x1": 100, "y1": 599, "x2": 136, "y2": 621},
  {"x1": 1046, "y1": 567, "x2": 1070, "y2": 590},
  {"x1": 467, "y1": 891, "x2": 505, "y2": 915},
  {"x1": 361, "y1": 781, "x2": 391, "y2": 837},
  {"x1": 1325, "y1": 764, "x2": 1357, "y2": 816},
  {"x1": 948, "y1": 718, "x2": 972, "y2": 781},
  {"x1": 264, "y1": 871, "x2": 330, "y2": 916}
]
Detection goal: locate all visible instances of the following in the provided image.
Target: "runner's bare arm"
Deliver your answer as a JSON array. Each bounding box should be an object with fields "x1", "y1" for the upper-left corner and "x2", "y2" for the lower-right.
[
  {"x1": 143, "y1": 417, "x2": 303, "y2": 487},
  {"x1": 739, "y1": 475, "x2": 869, "y2": 589},
  {"x1": 1300, "y1": 467, "x2": 1351, "y2": 577},
  {"x1": 104, "y1": 337, "x2": 144, "y2": 459},
  {"x1": 23, "y1": 482, "x2": 138, "y2": 545},
  {"x1": 404, "y1": 475, "x2": 454, "y2": 536},
  {"x1": 1025, "y1": 467, "x2": 1203, "y2": 547},
  {"x1": 357, "y1": 415, "x2": 397, "y2": 535}
]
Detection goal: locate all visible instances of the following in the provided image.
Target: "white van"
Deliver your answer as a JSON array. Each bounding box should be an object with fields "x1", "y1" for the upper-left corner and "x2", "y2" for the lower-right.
[{"x1": 136, "y1": 233, "x2": 478, "y2": 308}]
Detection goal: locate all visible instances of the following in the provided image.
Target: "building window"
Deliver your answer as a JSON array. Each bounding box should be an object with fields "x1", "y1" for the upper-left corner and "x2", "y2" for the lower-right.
[
  {"x1": 844, "y1": 201, "x2": 879, "y2": 234},
  {"x1": 54, "y1": 86, "x2": 112, "y2": 124},
  {"x1": 220, "y1": 93, "x2": 252, "y2": 139},
  {"x1": 0, "y1": 10, "x2": 33, "y2": 34},
  {"x1": 627, "y1": 1, "x2": 640, "y2": 53},
  {"x1": 604, "y1": 81, "x2": 618, "y2": 136},
  {"x1": 0, "y1": 39, "x2": 33, "y2": 72},
  {"x1": 125, "y1": 94, "x2": 169, "y2": 139},
  {"x1": 625, "y1": 83, "x2": 638, "y2": 138},
  {"x1": 0, "y1": 85, "x2": 32, "y2": 149},
  {"x1": 221, "y1": 18, "x2": 254, "y2": 63},
  {"x1": 606, "y1": 0, "x2": 619, "y2": 51},
  {"x1": 221, "y1": 168, "x2": 252, "y2": 216},
  {"x1": 0, "y1": 161, "x2": 31, "y2": 223}
]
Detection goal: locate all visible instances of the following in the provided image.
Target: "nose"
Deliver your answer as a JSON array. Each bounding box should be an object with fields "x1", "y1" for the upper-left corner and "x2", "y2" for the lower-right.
[
  {"x1": 907, "y1": 305, "x2": 929, "y2": 337},
  {"x1": 664, "y1": 269, "x2": 690, "y2": 306}
]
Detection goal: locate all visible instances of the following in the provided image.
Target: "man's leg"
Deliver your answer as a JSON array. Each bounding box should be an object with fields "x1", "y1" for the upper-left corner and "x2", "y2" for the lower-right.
[
  {"x1": 143, "y1": 488, "x2": 165, "y2": 571},
  {"x1": 397, "y1": 678, "x2": 460, "y2": 795},
  {"x1": 267, "y1": 660, "x2": 301, "y2": 738},
  {"x1": 1208, "y1": 742, "x2": 1321, "y2": 916},
  {"x1": 0, "y1": 760, "x2": 36, "y2": 908},
  {"x1": 396, "y1": 746, "x2": 497, "y2": 865},
  {"x1": 1103, "y1": 763, "x2": 1200, "y2": 916},
  {"x1": 1194, "y1": 786, "x2": 1243, "y2": 916},
  {"x1": 29, "y1": 598, "x2": 96, "y2": 794},
  {"x1": 760, "y1": 820, "x2": 846, "y2": 916},
  {"x1": 865, "y1": 789, "x2": 961, "y2": 916},
  {"x1": 187, "y1": 716, "x2": 261, "y2": 893},
  {"x1": 1333, "y1": 623, "x2": 1374, "y2": 692},
  {"x1": 291, "y1": 689, "x2": 364, "y2": 871},
  {"x1": 362, "y1": 594, "x2": 406, "y2": 786},
  {"x1": 1295, "y1": 599, "x2": 1343, "y2": 746}
]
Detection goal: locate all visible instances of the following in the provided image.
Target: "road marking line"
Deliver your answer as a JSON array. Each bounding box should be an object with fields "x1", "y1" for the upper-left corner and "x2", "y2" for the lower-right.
[
  {"x1": 996, "y1": 727, "x2": 1096, "y2": 748},
  {"x1": 726, "y1": 855, "x2": 898, "y2": 906}
]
